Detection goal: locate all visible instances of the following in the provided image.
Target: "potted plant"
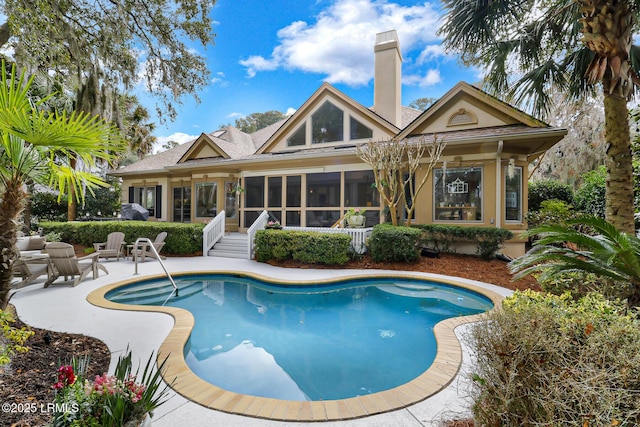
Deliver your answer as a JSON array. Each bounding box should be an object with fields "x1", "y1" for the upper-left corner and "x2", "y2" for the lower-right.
[
  {"x1": 265, "y1": 220, "x2": 282, "y2": 230},
  {"x1": 345, "y1": 208, "x2": 366, "y2": 228},
  {"x1": 51, "y1": 349, "x2": 172, "y2": 426}
]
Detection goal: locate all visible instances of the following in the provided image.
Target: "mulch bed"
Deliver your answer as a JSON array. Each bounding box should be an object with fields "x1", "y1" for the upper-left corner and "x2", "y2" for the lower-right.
[{"x1": 0, "y1": 310, "x2": 111, "y2": 427}]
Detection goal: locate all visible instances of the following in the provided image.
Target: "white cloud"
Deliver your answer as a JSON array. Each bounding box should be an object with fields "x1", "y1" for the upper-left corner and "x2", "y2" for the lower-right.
[
  {"x1": 285, "y1": 107, "x2": 297, "y2": 116},
  {"x1": 156, "y1": 132, "x2": 198, "y2": 150},
  {"x1": 211, "y1": 71, "x2": 227, "y2": 86},
  {"x1": 239, "y1": 0, "x2": 444, "y2": 86},
  {"x1": 226, "y1": 112, "x2": 244, "y2": 119},
  {"x1": 403, "y1": 69, "x2": 442, "y2": 87}
]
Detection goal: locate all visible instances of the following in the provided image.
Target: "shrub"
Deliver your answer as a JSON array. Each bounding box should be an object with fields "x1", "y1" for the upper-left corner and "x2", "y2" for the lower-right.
[
  {"x1": 524, "y1": 199, "x2": 577, "y2": 229},
  {"x1": 470, "y1": 290, "x2": 640, "y2": 426},
  {"x1": 369, "y1": 224, "x2": 421, "y2": 262},
  {"x1": 254, "y1": 230, "x2": 351, "y2": 265},
  {"x1": 0, "y1": 310, "x2": 34, "y2": 367},
  {"x1": 537, "y1": 270, "x2": 635, "y2": 302},
  {"x1": 574, "y1": 165, "x2": 606, "y2": 218},
  {"x1": 412, "y1": 224, "x2": 513, "y2": 259},
  {"x1": 528, "y1": 179, "x2": 574, "y2": 212},
  {"x1": 39, "y1": 221, "x2": 205, "y2": 255}
]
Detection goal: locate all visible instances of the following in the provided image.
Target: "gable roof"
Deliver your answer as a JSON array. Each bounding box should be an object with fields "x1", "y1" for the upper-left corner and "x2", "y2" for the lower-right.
[
  {"x1": 397, "y1": 81, "x2": 548, "y2": 140},
  {"x1": 256, "y1": 83, "x2": 401, "y2": 154}
]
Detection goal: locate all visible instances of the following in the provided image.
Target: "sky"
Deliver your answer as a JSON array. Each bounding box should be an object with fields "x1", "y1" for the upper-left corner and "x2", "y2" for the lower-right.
[{"x1": 147, "y1": 0, "x2": 480, "y2": 149}]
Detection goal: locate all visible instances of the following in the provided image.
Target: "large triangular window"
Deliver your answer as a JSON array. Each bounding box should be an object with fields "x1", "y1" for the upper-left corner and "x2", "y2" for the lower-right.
[
  {"x1": 350, "y1": 117, "x2": 372, "y2": 140},
  {"x1": 312, "y1": 101, "x2": 343, "y2": 144},
  {"x1": 287, "y1": 123, "x2": 306, "y2": 147}
]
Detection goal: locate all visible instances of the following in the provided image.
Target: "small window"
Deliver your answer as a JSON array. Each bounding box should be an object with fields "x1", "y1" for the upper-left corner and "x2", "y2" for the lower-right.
[
  {"x1": 312, "y1": 101, "x2": 343, "y2": 144},
  {"x1": 350, "y1": 117, "x2": 372, "y2": 140},
  {"x1": 505, "y1": 166, "x2": 522, "y2": 222},
  {"x1": 447, "y1": 108, "x2": 477, "y2": 126},
  {"x1": 287, "y1": 124, "x2": 306, "y2": 147}
]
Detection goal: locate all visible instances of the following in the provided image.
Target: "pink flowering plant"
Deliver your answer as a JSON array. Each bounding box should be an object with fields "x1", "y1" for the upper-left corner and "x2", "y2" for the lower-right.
[
  {"x1": 264, "y1": 220, "x2": 282, "y2": 229},
  {"x1": 346, "y1": 207, "x2": 366, "y2": 217},
  {"x1": 52, "y1": 349, "x2": 172, "y2": 427}
]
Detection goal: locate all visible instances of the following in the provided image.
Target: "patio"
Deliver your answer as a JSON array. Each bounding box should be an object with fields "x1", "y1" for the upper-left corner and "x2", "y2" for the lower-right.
[{"x1": 9, "y1": 256, "x2": 512, "y2": 427}]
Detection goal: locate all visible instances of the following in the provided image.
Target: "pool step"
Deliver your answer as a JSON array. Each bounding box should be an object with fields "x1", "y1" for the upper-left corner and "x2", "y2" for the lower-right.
[
  {"x1": 208, "y1": 233, "x2": 249, "y2": 259},
  {"x1": 109, "y1": 281, "x2": 202, "y2": 305}
]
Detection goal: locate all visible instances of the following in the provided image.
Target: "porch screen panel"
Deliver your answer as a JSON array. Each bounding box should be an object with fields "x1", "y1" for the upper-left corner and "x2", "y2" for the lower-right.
[
  {"x1": 433, "y1": 167, "x2": 482, "y2": 221},
  {"x1": 286, "y1": 176, "x2": 301, "y2": 207},
  {"x1": 268, "y1": 177, "x2": 282, "y2": 208},
  {"x1": 245, "y1": 177, "x2": 264, "y2": 208},
  {"x1": 505, "y1": 166, "x2": 522, "y2": 222},
  {"x1": 344, "y1": 171, "x2": 379, "y2": 208},
  {"x1": 306, "y1": 172, "x2": 340, "y2": 207}
]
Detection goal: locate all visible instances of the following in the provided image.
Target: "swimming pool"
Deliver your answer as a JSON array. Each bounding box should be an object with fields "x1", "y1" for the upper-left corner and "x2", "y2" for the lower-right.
[{"x1": 90, "y1": 271, "x2": 501, "y2": 421}]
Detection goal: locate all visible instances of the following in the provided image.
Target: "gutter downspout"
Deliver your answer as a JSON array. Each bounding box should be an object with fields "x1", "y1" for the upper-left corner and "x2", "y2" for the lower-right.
[{"x1": 495, "y1": 140, "x2": 503, "y2": 228}]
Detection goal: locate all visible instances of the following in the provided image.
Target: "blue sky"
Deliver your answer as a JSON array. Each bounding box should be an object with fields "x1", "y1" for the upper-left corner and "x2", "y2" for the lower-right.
[{"x1": 149, "y1": 0, "x2": 480, "y2": 148}]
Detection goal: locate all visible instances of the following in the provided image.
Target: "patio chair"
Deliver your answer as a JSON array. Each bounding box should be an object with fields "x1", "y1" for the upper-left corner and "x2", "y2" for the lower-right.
[
  {"x1": 132, "y1": 232, "x2": 167, "y2": 262},
  {"x1": 45, "y1": 242, "x2": 109, "y2": 287},
  {"x1": 93, "y1": 232, "x2": 125, "y2": 261},
  {"x1": 11, "y1": 257, "x2": 51, "y2": 288}
]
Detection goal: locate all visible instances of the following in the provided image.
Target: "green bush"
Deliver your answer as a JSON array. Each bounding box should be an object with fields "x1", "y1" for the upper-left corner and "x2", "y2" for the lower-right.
[
  {"x1": 1, "y1": 310, "x2": 34, "y2": 366},
  {"x1": 470, "y1": 290, "x2": 640, "y2": 426},
  {"x1": 39, "y1": 221, "x2": 205, "y2": 255},
  {"x1": 528, "y1": 179, "x2": 574, "y2": 212},
  {"x1": 254, "y1": 230, "x2": 351, "y2": 265},
  {"x1": 369, "y1": 224, "x2": 421, "y2": 262},
  {"x1": 412, "y1": 224, "x2": 513, "y2": 259},
  {"x1": 537, "y1": 270, "x2": 635, "y2": 302},
  {"x1": 524, "y1": 199, "x2": 577, "y2": 229},
  {"x1": 574, "y1": 165, "x2": 606, "y2": 218}
]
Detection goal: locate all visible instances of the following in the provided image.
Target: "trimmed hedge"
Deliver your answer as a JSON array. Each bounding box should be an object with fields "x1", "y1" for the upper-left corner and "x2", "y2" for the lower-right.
[
  {"x1": 39, "y1": 221, "x2": 205, "y2": 255},
  {"x1": 254, "y1": 229, "x2": 351, "y2": 265},
  {"x1": 412, "y1": 224, "x2": 513, "y2": 259},
  {"x1": 368, "y1": 224, "x2": 421, "y2": 263}
]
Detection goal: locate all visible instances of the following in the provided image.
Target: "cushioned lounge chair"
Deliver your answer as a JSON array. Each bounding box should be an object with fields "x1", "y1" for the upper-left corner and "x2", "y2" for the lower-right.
[
  {"x1": 45, "y1": 242, "x2": 108, "y2": 287},
  {"x1": 132, "y1": 232, "x2": 167, "y2": 262},
  {"x1": 93, "y1": 232, "x2": 125, "y2": 261}
]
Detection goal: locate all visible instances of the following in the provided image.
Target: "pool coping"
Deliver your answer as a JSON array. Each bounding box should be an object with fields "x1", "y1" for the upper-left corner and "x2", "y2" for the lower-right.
[{"x1": 87, "y1": 270, "x2": 503, "y2": 422}]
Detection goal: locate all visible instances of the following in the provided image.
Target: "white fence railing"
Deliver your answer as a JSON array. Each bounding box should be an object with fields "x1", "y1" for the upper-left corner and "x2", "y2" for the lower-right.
[
  {"x1": 202, "y1": 210, "x2": 226, "y2": 255},
  {"x1": 283, "y1": 226, "x2": 373, "y2": 254},
  {"x1": 247, "y1": 210, "x2": 269, "y2": 259}
]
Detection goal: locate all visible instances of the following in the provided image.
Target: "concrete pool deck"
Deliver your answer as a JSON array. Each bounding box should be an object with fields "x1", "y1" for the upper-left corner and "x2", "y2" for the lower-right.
[{"x1": 10, "y1": 256, "x2": 513, "y2": 427}]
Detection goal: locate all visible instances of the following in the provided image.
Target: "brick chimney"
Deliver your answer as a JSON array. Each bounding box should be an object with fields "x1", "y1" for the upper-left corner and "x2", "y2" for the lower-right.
[{"x1": 373, "y1": 30, "x2": 402, "y2": 127}]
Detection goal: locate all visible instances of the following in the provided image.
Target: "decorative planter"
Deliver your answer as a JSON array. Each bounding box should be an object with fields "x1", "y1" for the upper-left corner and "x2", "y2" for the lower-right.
[{"x1": 347, "y1": 214, "x2": 365, "y2": 228}]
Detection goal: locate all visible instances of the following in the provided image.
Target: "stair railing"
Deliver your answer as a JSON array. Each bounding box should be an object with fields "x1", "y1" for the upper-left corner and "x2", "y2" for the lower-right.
[
  {"x1": 202, "y1": 210, "x2": 226, "y2": 255},
  {"x1": 247, "y1": 210, "x2": 269, "y2": 259},
  {"x1": 133, "y1": 237, "x2": 178, "y2": 296}
]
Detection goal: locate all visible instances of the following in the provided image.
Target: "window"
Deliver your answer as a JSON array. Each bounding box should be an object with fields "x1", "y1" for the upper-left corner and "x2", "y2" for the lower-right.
[
  {"x1": 287, "y1": 124, "x2": 306, "y2": 147},
  {"x1": 224, "y1": 181, "x2": 238, "y2": 219},
  {"x1": 434, "y1": 167, "x2": 482, "y2": 221},
  {"x1": 172, "y1": 186, "x2": 191, "y2": 222},
  {"x1": 195, "y1": 183, "x2": 217, "y2": 218},
  {"x1": 312, "y1": 101, "x2": 343, "y2": 144},
  {"x1": 133, "y1": 186, "x2": 156, "y2": 217},
  {"x1": 350, "y1": 117, "x2": 372, "y2": 140},
  {"x1": 505, "y1": 166, "x2": 522, "y2": 222}
]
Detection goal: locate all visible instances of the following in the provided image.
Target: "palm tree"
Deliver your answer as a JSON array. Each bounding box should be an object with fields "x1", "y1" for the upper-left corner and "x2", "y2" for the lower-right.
[
  {"x1": 439, "y1": 0, "x2": 637, "y2": 234},
  {"x1": 509, "y1": 216, "x2": 640, "y2": 307},
  {"x1": 0, "y1": 65, "x2": 118, "y2": 309}
]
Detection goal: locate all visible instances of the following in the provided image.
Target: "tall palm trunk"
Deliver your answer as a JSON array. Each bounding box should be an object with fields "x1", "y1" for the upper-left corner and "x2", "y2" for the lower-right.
[
  {"x1": 579, "y1": 0, "x2": 635, "y2": 234},
  {"x1": 603, "y1": 91, "x2": 635, "y2": 233},
  {"x1": 0, "y1": 180, "x2": 27, "y2": 309}
]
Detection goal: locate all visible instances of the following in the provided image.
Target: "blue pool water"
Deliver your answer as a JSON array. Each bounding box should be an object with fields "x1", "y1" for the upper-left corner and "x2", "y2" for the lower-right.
[{"x1": 106, "y1": 274, "x2": 492, "y2": 401}]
